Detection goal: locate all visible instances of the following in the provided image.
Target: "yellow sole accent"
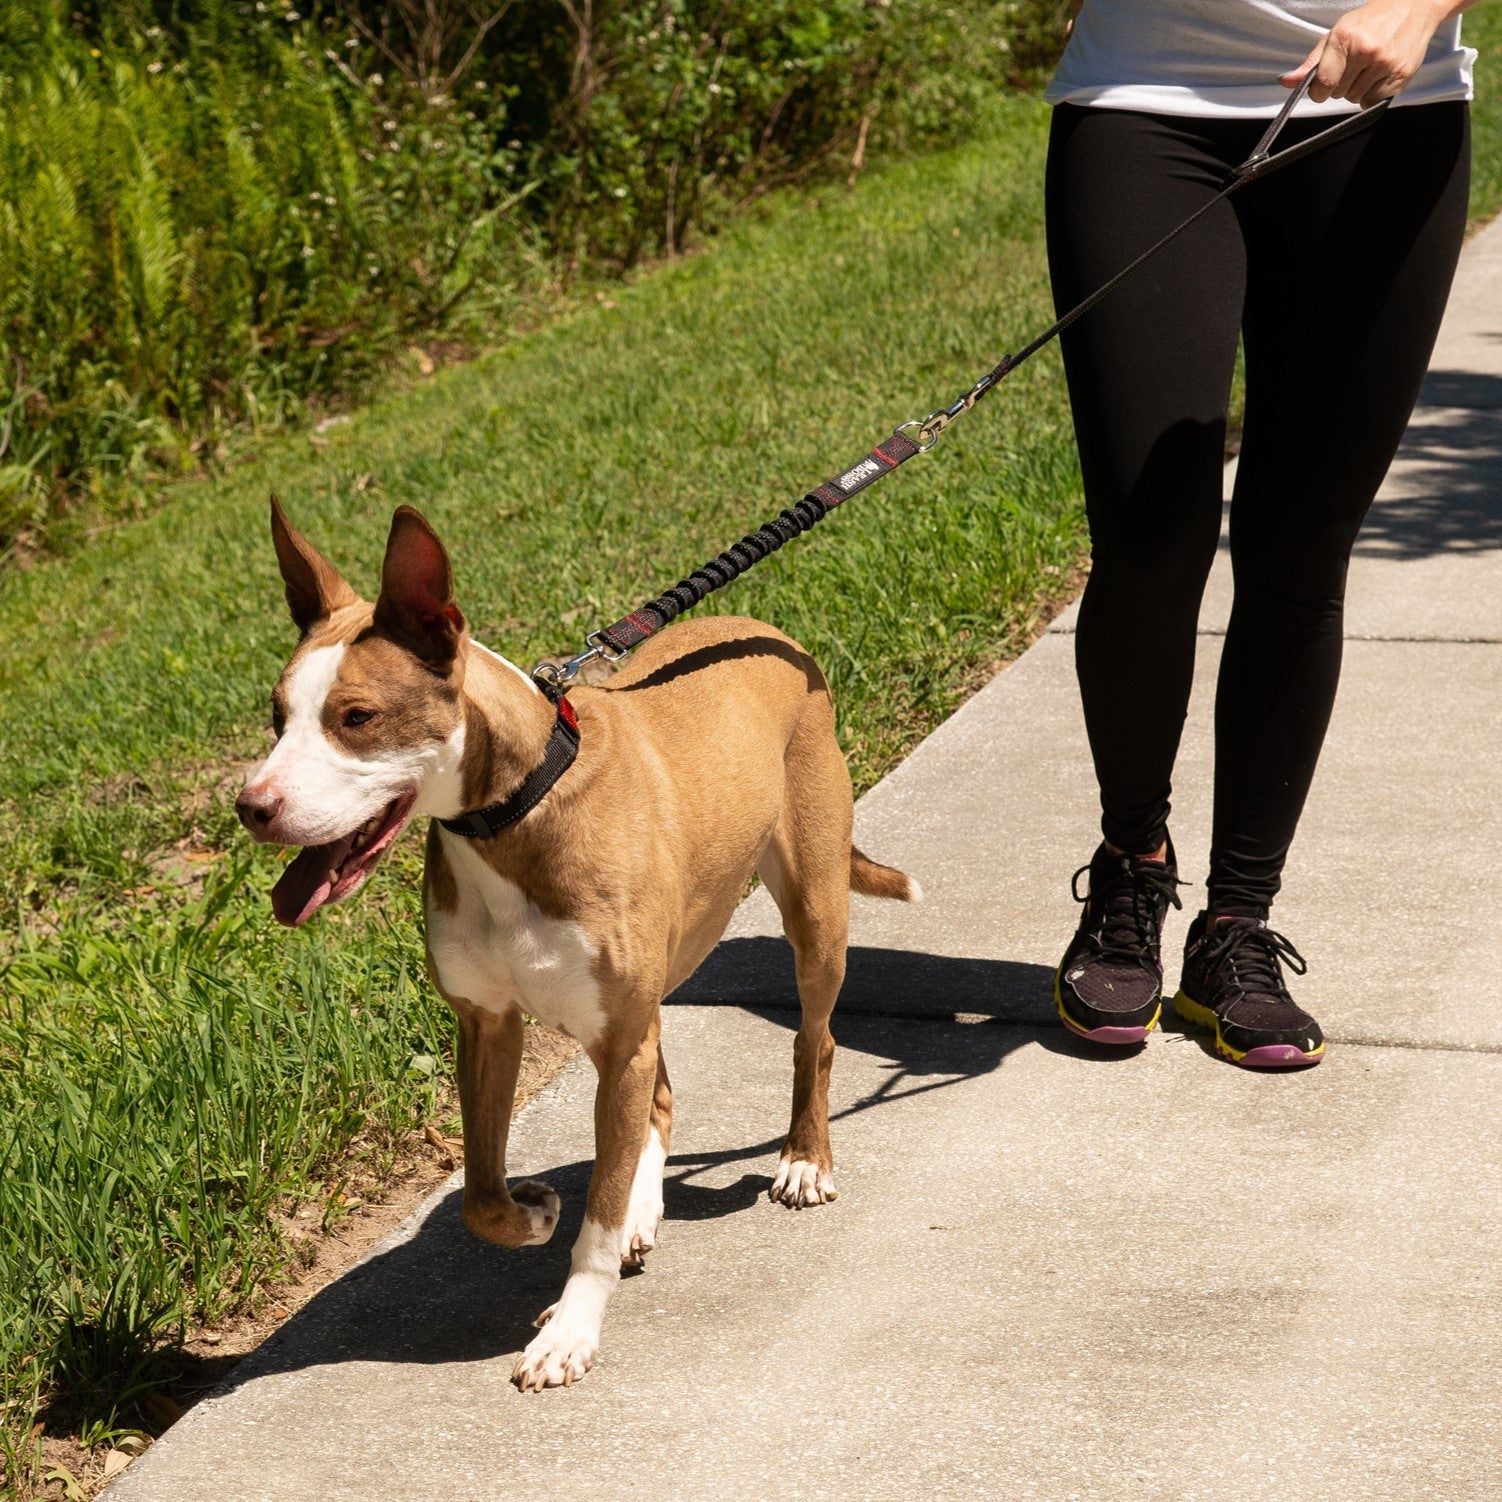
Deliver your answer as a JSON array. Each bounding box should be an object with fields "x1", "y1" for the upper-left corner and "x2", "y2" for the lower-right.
[
  {"x1": 1054, "y1": 963, "x2": 1160, "y2": 1039},
  {"x1": 1171, "y1": 989, "x2": 1324, "y2": 1065}
]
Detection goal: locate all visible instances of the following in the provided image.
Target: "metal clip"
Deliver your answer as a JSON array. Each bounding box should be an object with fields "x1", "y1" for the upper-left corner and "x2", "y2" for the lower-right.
[
  {"x1": 533, "y1": 643, "x2": 603, "y2": 689},
  {"x1": 585, "y1": 629, "x2": 630, "y2": 662},
  {"x1": 896, "y1": 420, "x2": 940, "y2": 453}
]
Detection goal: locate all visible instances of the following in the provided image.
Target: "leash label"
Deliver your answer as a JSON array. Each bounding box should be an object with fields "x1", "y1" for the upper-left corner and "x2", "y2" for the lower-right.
[{"x1": 836, "y1": 457, "x2": 884, "y2": 493}]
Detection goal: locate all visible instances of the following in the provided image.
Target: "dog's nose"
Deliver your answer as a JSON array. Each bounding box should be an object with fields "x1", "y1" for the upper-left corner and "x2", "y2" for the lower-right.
[{"x1": 236, "y1": 784, "x2": 283, "y2": 836}]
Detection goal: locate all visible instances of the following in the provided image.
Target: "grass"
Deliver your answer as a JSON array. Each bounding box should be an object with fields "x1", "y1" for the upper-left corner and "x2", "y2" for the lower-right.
[{"x1": 4, "y1": 15, "x2": 1502, "y2": 1485}]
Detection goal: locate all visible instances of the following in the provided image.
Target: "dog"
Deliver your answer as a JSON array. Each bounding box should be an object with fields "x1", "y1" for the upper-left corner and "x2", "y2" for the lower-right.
[{"x1": 236, "y1": 498, "x2": 918, "y2": 1389}]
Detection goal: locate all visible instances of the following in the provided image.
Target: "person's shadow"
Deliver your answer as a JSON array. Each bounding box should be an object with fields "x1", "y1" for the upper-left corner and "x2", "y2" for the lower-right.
[{"x1": 197, "y1": 941, "x2": 1099, "y2": 1397}]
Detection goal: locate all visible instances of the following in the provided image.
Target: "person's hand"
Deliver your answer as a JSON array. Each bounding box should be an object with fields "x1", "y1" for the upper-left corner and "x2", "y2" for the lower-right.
[{"x1": 1282, "y1": 0, "x2": 1472, "y2": 108}]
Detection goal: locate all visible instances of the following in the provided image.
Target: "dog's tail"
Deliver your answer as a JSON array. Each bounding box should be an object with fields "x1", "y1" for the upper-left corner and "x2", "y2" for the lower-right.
[{"x1": 850, "y1": 846, "x2": 922, "y2": 904}]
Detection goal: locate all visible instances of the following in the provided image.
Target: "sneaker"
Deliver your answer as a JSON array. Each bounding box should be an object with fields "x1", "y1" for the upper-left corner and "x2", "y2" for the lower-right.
[
  {"x1": 1173, "y1": 914, "x2": 1324, "y2": 1068},
  {"x1": 1054, "y1": 838, "x2": 1183, "y2": 1045}
]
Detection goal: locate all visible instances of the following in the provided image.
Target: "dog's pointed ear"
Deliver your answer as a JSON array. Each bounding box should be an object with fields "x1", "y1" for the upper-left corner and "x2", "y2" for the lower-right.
[
  {"x1": 270, "y1": 495, "x2": 358, "y2": 633},
  {"x1": 374, "y1": 506, "x2": 465, "y2": 667}
]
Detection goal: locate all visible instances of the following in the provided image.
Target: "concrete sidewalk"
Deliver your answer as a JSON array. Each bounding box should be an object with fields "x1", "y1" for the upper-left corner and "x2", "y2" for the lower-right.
[{"x1": 111, "y1": 220, "x2": 1502, "y2": 1502}]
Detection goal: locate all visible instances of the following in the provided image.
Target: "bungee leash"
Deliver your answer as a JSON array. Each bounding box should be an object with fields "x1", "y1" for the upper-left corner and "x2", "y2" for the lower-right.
[{"x1": 533, "y1": 77, "x2": 1388, "y2": 692}]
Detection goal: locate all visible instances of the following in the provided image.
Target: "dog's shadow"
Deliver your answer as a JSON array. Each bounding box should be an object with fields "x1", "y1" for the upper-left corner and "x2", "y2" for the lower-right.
[{"x1": 203, "y1": 944, "x2": 1092, "y2": 1396}]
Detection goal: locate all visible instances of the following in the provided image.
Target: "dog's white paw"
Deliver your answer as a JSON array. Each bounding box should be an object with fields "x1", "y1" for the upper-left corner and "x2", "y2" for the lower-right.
[
  {"x1": 769, "y1": 1156, "x2": 837, "y2": 1209},
  {"x1": 620, "y1": 1128, "x2": 666, "y2": 1266},
  {"x1": 513, "y1": 1305, "x2": 599, "y2": 1391},
  {"x1": 512, "y1": 1180, "x2": 562, "y2": 1245}
]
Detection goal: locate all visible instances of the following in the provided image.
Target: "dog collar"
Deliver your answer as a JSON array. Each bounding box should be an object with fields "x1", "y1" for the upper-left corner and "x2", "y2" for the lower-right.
[{"x1": 438, "y1": 688, "x2": 579, "y2": 840}]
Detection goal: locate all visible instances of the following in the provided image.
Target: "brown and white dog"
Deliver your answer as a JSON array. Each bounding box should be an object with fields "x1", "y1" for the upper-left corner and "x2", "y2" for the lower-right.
[{"x1": 237, "y1": 499, "x2": 918, "y2": 1389}]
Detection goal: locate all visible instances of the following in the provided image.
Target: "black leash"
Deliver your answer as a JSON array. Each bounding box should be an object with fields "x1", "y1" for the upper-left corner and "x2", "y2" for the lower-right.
[
  {"x1": 535, "y1": 78, "x2": 1390, "y2": 689},
  {"x1": 445, "y1": 82, "x2": 1389, "y2": 839}
]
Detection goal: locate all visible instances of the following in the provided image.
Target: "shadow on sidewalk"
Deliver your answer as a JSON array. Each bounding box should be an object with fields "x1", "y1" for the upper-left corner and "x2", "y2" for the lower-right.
[
  {"x1": 203, "y1": 949, "x2": 1081, "y2": 1398},
  {"x1": 1352, "y1": 367, "x2": 1502, "y2": 560},
  {"x1": 668, "y1": 937, "x2": 1056, "y2": 1024}
]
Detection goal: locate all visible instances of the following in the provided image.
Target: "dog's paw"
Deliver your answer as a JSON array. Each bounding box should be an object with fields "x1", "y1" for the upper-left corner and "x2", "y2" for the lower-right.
[
  {"x1": 769, "y1": 1155, "x2": 837, "y2": 1209},
  {"x1": 512, "y1": 1308, "x2": 599, "y2": 1391},
  {"x1": 512, "y1": 1180, "x2": 562, "y2": 1245}
]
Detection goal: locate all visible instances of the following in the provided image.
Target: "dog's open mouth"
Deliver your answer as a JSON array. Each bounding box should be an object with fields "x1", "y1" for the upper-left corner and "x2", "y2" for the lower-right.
[{"x1": 271, "y1": 793, "x2": 418, "y2": 928}]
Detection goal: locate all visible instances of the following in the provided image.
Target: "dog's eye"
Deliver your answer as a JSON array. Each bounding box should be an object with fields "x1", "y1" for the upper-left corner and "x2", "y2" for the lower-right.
[
  {"x1": 343, "y1": 708, "x2": 376, "y2": 728},
  {"x1": 271, "y1": 708, "x2": 286, "y2": 740}
]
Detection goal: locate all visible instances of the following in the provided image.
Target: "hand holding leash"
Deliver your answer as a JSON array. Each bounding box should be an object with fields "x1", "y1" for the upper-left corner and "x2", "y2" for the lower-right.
[{"x1": 1282, "y1": 0, "x2": 1473, "y2": 109}]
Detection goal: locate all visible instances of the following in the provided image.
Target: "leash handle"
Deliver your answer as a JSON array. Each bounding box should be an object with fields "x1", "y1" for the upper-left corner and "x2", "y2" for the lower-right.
[{"x1": 1232, "y1": 70, "x2": 1317, "y2": 179}]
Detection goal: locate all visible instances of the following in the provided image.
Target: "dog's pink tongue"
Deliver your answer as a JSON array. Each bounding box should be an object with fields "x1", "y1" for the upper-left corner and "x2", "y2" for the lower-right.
[{"x1": 271, "y1": 844, "x2": 341, "y2": 928}]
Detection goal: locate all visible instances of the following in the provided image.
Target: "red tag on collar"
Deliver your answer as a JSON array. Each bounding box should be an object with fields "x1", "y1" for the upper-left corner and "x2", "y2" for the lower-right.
[{"x1": 557, "y1": 696, "x2": 578, "y2": 730}]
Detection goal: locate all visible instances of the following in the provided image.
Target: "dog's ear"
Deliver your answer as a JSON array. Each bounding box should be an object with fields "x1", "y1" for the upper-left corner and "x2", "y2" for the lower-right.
[
  {"x1": 374, "y1": 506, "x2": 465, "y2": 667},
  {"x1": 270, "y1": 495, "x2": 358, "y2": 633}
]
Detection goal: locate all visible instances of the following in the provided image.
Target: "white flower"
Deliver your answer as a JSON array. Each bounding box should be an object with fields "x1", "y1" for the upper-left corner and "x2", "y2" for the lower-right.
[
  {"x1": 302, "y1": 245, "x2": 314, "y2": 257},
  {"x1": 613, "y1": 187, "x2": 627, "y2": 197},
  {"x1": 147, "y1": 61, "x2": 164, "y2": 74}
]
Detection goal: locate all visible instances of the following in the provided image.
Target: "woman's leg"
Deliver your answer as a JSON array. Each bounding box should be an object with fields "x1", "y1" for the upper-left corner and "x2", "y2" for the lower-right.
[
  {"x1": 1210, "y1": 102, "x2": 1471, "y2": 918},
  {"x1": 1045, "y1": 106, "x2": 1246, "y2": 856},
  {"x1": 1046, "y1": 107, "x2": 1249, "y2": 1047}
]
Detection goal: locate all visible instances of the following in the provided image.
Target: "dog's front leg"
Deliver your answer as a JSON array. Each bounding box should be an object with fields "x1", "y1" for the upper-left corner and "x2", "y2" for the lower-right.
[
  {"x1": 512, "y1": 1017, "x2": 661, "y2": 1390},
  {"x1": 453, "y1": 1002, "x2": 560, "y2": 1247}
]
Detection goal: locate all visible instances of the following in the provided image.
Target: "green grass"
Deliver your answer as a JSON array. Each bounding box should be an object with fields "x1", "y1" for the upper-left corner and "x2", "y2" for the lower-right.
[
  {"x1": 4, "y1": 18, "x2": 1502, "y2": 1482},
  {"x1": 1469, "y1": 4, "x2": 1502, "y2": 227}
]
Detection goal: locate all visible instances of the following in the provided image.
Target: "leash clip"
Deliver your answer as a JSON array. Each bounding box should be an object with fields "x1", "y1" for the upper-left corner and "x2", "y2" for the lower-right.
[
  {"x1": 533, "y1": 644, "x2": 603, "y2": 690},
  {"x1": 895, "y1": 419, "x2": 940, "y2": 454},
  {"x1": 531, "y1": 627, "x2": 631, "y2": 691}
]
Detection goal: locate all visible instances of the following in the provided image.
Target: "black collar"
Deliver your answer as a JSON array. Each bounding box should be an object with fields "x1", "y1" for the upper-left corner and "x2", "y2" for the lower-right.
[{"x1": 438, "y1": 686, "x2": 579, "y2": 840}]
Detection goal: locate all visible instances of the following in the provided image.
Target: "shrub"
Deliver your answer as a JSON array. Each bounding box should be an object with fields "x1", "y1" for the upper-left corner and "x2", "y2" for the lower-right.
[{"x1": 0, "y1": 0, "x2": 1068, "y2": 550}]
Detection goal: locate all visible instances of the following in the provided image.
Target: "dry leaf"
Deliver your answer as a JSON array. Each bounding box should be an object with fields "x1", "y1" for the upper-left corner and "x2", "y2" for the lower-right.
[
  {"x1": 142, "y1": 1391, "x2": 183, "y2": 1429},
  {"x1": 103, "y1": 1450, "x2": 132, "y2": 1478},
  {"x1": 44, "y1": 1465, "x2": 86, "y2": 1501}
]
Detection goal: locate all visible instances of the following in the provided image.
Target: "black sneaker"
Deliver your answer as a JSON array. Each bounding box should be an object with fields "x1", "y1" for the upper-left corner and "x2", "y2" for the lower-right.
[
  {"x1": 1054, "y1": 838, "x2": 1183, "y2": 1046},
  {"x1": 1173, "y1": 913, "x2": 1325, "y2": 1068}
]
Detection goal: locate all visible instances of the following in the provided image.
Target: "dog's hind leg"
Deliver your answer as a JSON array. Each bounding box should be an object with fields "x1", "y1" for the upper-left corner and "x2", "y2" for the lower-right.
[
  {"x1": 452, "y1": 1002, "x2": 562, "y2": 1247},
  {"x1": 760, "y1": 707, "x2": 852, "y2": 1210},
  {"x1": 513, "y1": 1012, "x2": 663, "y2": 1390}
]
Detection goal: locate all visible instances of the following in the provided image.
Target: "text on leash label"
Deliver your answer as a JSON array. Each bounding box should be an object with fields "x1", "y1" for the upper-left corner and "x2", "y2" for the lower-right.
[{"x1": 837, "y1": 457, "x2": 883, "y2": 493}]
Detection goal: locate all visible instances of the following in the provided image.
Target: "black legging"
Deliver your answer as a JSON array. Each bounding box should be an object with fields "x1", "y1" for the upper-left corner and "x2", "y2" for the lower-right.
[{"x1": 1045, "y1": 100, "x2": 1470, "y2": 918}]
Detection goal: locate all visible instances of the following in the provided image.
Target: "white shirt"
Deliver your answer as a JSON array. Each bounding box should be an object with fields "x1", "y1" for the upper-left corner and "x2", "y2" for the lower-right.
[{"x1": 1045, "y1": 1, "x2": 1475, "y2": 117}]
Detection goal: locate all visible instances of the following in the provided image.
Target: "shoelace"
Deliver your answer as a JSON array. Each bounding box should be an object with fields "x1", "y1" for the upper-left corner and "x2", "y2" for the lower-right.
[
  {"x1": 1198, "y1": 920, "x2": 1308, "y2": 1002},
  {"x1": 1071, "y1": 855, "x2": 1184, "y2": 967}
]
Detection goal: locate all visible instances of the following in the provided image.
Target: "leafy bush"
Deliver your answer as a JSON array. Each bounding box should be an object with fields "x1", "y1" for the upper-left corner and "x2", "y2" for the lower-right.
[
  {"x1": 0, "y1": 1, "x2": 532, "y2": 549},
  {"x1": 0, "y1": 0, "x2": 1068, "y2": 552}
]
